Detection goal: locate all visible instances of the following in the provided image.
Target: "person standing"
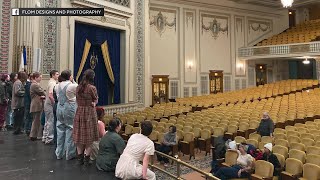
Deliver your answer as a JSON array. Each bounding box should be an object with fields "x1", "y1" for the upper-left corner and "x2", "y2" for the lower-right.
[
  {"x1": 6, "y1": 73, "x2": 17, "y2": 129},
  {"x1": 257, "y1": 112, "x2": 274, "y2": 137},
  {"x1": 29, "y1": 72, "x2": 46, "y2": 141},
  {"x1": 42, "y1": 70, "x2": 59, "y2": 144},
  {"x1": 24, "y1": 73, "x2": 33, "y2": 136},
  {"x1": 73, "y1": 69, "x2": 99, "y2": 166},
  {"x1": 11, "y1": 71, "x2": 27, "y2": 135},
  {"x1": 55, "y1": 70, "x2": 77, "y2": 160},
  {"x1": 0, "y1": 74, "x2": 9, "y2": 130}
]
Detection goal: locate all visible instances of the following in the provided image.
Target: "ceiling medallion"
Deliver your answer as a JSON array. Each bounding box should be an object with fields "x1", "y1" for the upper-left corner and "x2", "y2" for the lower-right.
[{"x1": 281, "y1": 0, "x2": 294, "y2": 8}]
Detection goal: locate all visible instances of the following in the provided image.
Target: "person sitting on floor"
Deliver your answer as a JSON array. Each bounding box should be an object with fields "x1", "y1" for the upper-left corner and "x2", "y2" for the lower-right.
[
  {"x1": 262, "y1": 143, "x2": 281, "y2": 176},
  {"x1": 214, "y1": 143, "x2": 254, "y2": 180},
  {"x1": 96, "y1": 117, "x2": 125, "y2": 172},
  {"x1": 90, "y1": 107, "x2": 107, "y2": 161},
  {"x1": 115, "y1": 121, "x2": 156, "y2": 180},
  {"x1": 156, "y1": 125, "x2": 178, "y2": 167}
]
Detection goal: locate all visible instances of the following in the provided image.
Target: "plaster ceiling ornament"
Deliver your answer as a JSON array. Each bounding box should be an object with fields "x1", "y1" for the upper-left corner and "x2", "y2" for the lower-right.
[
  {"x1": 150, "y1": 11, "x2": 176, "y2": 37},
  {"x1": 281, "y1": 0, "x2": 294, "y2": 8},
  {"x1": 202, "y1": 18, "x2": 228, "y2": 39},
  {"x1": 105, "y1": 0, "x2": 130, "y2": 8}
]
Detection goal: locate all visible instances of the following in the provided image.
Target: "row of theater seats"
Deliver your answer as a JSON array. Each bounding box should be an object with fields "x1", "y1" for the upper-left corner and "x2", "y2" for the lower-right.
[
  {"x1": 107, "y1": 80, "x2": 318, "y2": 125},
  {"x1": 256, "y1": 19, "x2": 320, "y2": 46},
  {"x1": 222, "y1": 121, "x2": 320, "y2": 180}
]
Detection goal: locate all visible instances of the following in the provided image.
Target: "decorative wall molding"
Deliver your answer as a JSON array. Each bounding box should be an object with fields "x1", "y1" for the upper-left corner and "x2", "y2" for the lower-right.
[
  {"x1": 201, "y1": 14, "x2": 228, "y2": 39},
  {"x1": 0, "y1": 0, "x2": 11, "y2": 73},
  {"x1": 235, "y1": 17, "x2": 243, "y2": 33},
  {"x1": 79, "y1": 15, "x2": 126, "y2": 27},
  {"x1": 135, "y1": 0, "x2": 145, "y2": 106},
  {"x1": 150, "y1": 8, "x2": 176, "y2": 37},
  {"x1": 186, "y1": 11, "x2": 194, "y2": 30},
  {"x1": 42, "y1": 0, "x2": 59, "y2": 74},
  {"x1": 105, "y1": 0, "x2": 130, "y2": 8},
  {"x1": 248, "y1": 20, "x2": 271, "y2": 33},
  {"x1": 70, "y1": 0, "x2": 133, "y2": 17}
]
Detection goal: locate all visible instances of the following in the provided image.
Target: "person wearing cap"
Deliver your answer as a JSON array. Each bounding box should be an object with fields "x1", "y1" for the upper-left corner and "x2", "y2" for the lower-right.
[
  {"x1": 214, "y1": 144, "x2": 254, "y2": 179},
  {"x1": 262, "y1": 143, "x2": 281, "y2": 176},
  {"x1": 257, "y1": 112, "x2": 274, "y2": 137}
]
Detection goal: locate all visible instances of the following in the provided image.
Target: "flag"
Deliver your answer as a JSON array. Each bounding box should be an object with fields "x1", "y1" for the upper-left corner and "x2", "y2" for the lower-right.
[{"x1": 19, "y1": 46, "x2": 27, "y2": 71}]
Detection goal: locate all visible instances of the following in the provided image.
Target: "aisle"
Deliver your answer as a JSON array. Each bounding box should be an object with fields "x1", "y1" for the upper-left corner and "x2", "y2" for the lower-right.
[{"x1": 0, "y1": 131, "x2": 118, "y2": 180}]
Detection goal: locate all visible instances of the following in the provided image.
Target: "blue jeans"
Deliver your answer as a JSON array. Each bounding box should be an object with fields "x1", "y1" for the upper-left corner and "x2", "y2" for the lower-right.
[
  {"x1": 53, "y1": 103, "x2": 57, "y2": 147},
  {"x1": 215, "y1": 165, "x2": 250, "y2": 180},
  {"x1": 6, "y1": 102, "x2": 13, "y2": 126},
  {"x1": 55, "y1": 102, "x2": 76, "y2": 160}
]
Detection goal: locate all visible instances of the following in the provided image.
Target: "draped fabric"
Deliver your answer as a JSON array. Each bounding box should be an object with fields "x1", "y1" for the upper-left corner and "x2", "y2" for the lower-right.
[
  {"x1": 74, "y1": 22, "x2": 121, "y2": 106},
  {"x1": 76, "y1": 39, "x2": 91, "y2": 83},
  {"x1": 101, "y1": 41, "x2": 115, "y2": 84}
]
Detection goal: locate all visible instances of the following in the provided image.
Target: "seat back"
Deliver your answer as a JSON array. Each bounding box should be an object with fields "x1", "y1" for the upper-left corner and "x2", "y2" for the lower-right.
[
  {"x1": 200, "y1": 129, "x2": 211, "y2": 139},
  {"x1": 289, "y1": 149, "x2": 306, "y2": 163},
  {"x1": 301, "y1": 163, "x2": 320, "y2": 180},
  {"x1": 157, "y1": 133, "x2": 165, "y2": 144},
  {"x1": 133, "y1": 127, "x2": 141, "y2": 134},
  {"x1": 285, "y1": 158, "x2": 303, "y2": 175},
  {"x1": 275, "y1": 139, "x2": 289, "y2": 148},
  {"x1": 290, "y1": 142, "x2": 306, "y2": 152},
  {"x1": 274, "y1": 128, "x2": 286, "y2": 134},
  {"x1": 224, "y1": 150, "x2": 239, "y2": 166},
  {"x1": 273, "y1": 145, "x2": 289, "y2": 158},
  {"x1": 288, "y1": 135, "x2": 301, "y2": 143},
  {"x1": 227, "y1": 125, "x2": 238, "y2": 134},
  {"x1": 193, "y1": 128, "x2": 201, "y2": 138},
  {"x1": 300, "y1": 133, "x2": 314, "y2": 140},
  {"x1": 273, "y1": 153, "x2": 285, "y2": 169},
  {"x1": 234, "y1": 136, "x2": 246, "y2": 144},
  {"x1": 124, "y1": 125, "x2": 134, "y2": 134},
  {"x1": 287, "y1": 130, "x2": 300, "y2": 137},
  {"x1": 249, "y1": 133, "x2": 261, "y2": 142},
  {"x1": 261, "y1": 136, "x2": 273, "y2": 143},
  {"x1": 183, "y1": 132, "x2": 194, "y2": 143},
  {"x1": 274, "y1": 133, "x2": 287, "y2": 140},
  {"x1": 301, "y1": 138, "x2": 315, "y2": 148},
  {"x1": 246, "y1": 139, "x2": 258, "y2": 148},
  {"x1": 306, "y1": 154, "x2": 320, "y2": 166},
  {"x1": 306, "y1": 146, "x2": 320, "y2": 155},
  {"x1": 176, "y1": 129, "x2": 184, "y2": 141},
  {"x1": 254, "y1": 160, "x2": 274, "y2": 178},
  {"x1": 213, "y1": 127, "x2": 225, "y2": 136},
  {"x1": 149, "y1": 131, "x2": 159, "y2": 141}
]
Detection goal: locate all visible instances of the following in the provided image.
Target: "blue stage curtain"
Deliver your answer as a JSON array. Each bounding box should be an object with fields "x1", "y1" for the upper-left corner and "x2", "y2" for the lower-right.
[{"x1": 74, "y1": 22, "x2": 120, "y2": 106}]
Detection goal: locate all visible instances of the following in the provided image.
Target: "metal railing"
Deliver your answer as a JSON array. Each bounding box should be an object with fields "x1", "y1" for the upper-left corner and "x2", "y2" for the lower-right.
[{"x1": 150, "y1": 151, "x2": 220, "y2": 180}]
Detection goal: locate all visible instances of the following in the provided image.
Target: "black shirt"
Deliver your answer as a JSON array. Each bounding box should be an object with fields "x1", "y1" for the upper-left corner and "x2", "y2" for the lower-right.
[{"x1": 257, "y1": 118, "x2": 274, "y2": 136}]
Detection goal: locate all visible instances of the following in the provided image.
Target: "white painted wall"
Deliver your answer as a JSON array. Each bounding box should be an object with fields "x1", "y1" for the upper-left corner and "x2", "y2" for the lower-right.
[{"x1": 149, "y1": 0, "x2": 289, "y2": 100}]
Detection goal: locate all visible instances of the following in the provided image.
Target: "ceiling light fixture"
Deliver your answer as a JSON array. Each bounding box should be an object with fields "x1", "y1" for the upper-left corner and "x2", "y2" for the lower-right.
[
  {"x1": 302, "y1": 58, "x2": 310, "y2": 65},
  {"x1": 281, "y1": 0, "x2": 294, "y2": 8}
]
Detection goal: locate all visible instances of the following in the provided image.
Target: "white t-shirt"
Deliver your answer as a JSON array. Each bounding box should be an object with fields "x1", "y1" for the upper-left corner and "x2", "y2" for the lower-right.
[
  {"x1": 45, "y1": 78, "x2": 57, "y2": 103},
  {"x1": 237, "y1": 150, "x2": 253, "y2": 167},
  {"x1": 55, "y1": 81, "x2": 78, "y2": 102}
]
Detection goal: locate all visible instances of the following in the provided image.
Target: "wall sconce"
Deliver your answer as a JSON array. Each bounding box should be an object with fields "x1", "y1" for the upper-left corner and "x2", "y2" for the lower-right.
[
  {"x1": 187, "y1": 61, "x2": 193, "y2": 70},
  {"x1": 237, "y1": 62, "x2": 244, "y2": 71},
  {"x1": 214, "y1": 73, "x2": 218, "y2": 76},
  {"x1": 259, "y1": 65, "x2": 263, "y2": 69},
  {"x1": 159, "y1": 78, "x2": 162, "y2": 82},
  {"x1": 302, "y1": 58, "x2": 310, "y2": 65}
]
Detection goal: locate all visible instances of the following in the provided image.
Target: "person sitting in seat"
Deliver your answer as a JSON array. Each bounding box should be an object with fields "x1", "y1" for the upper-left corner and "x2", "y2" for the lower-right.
[
  {"x1": 156, "y1": 125, "x2": 178, "y2": 167},
  {"x1": 214, "y1": 144, "x2": 254, "y2": 180},
  {"x1": 262, "y1": 143, "x2": 281, "y2": 176},
  {"x1": 257, "y1": 112, "x2": 274, "y2": 137},
  {"x1": 96, "y1": 117, "x2": 125, "y2": 172}
]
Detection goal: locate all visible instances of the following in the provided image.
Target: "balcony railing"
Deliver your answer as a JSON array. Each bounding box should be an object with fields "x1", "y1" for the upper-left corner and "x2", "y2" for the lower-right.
[
  {"x1": 103, "y1": 102, "x2": 140, "y2": 116},
  {"x1": 238, "y1": 41, "x2": 320, "y2": 59}
]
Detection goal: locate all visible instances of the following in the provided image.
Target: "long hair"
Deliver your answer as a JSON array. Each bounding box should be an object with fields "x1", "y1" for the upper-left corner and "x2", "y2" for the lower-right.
[{"x1": 78, "y1": 69, "x2": 95, "y2": 93}]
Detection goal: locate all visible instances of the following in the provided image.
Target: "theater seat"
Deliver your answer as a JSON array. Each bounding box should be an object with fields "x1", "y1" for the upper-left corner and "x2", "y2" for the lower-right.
[
  {"x1": 306, "y1": 154, "x2": 320, "y2": 166},
  {"x1": 251, "y1": 160, "x2": 274, "y2": 180},
  {"x1": 221, "y1": 150, "x2": 238, "y2": 167},
  {"x1": 280, "y1": 158, "x2": 303, "y2": 180},
  {"x1": 298, "y1": 163, "x2": 320, "y2": 180},
  {"x1": 289, "y1": 149, "x2": 306, "y2": 163},
  {"x1": 180, "y1": 132, "x2": 195, "y2": 160}
]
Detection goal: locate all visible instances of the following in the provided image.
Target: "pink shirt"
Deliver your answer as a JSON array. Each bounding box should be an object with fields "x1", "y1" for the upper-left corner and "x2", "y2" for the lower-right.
[{"x1": 98, "y1": 120, "x2": 106, "y2": 138}]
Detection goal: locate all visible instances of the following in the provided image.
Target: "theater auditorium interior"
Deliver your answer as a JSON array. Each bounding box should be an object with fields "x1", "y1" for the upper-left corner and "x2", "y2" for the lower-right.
[{"x1": 1, "y1": 0, "x2": 320, "y2": 179}]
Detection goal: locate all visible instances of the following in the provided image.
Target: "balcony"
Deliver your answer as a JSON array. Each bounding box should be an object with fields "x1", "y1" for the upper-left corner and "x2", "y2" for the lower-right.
[{"x1": 238, "y1": 41, "x2": 320, "y2": 59}]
